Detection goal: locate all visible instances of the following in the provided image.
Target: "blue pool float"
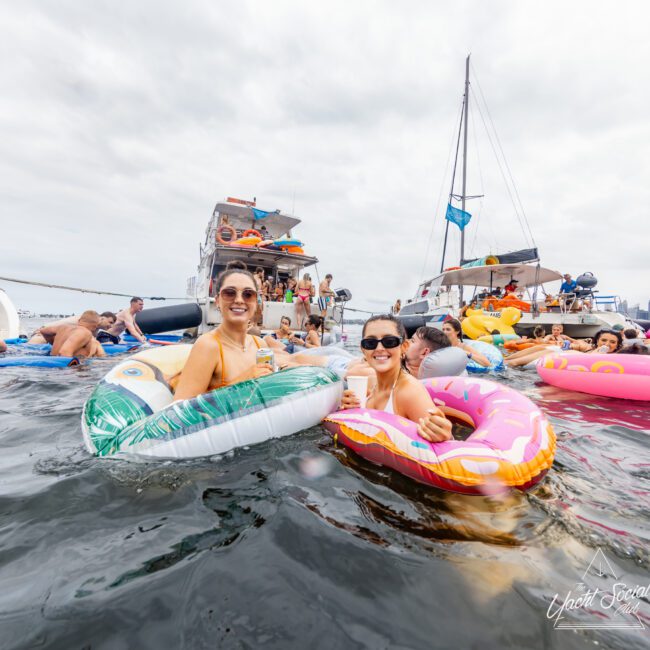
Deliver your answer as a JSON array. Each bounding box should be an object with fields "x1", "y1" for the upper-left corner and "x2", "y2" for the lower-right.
[{"x1": 464, "y1": 340, "x2": 505, "y2": 373}]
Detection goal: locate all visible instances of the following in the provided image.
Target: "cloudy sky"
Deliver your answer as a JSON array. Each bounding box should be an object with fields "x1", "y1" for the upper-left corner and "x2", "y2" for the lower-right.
[{"x1": 2, "y1": 0, "x2": 649, "y2": 317}]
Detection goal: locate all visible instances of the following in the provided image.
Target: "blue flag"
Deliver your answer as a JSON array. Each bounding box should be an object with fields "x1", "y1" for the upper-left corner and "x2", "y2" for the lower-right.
[
  {"x1": 445, "y1": 203, "x2": 472, "y2": 231},
  {"x1": 252, "y1": 208, "x2": 270, "y2": 220}
]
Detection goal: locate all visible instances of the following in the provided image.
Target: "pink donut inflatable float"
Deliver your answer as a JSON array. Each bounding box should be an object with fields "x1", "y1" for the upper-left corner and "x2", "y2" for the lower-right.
[
  {"x1": 537, "y1": 352, "x2": 650, "y2": 401},
  {"x1": 323, "y1": 376, "x2": 556, "y2": 495}
]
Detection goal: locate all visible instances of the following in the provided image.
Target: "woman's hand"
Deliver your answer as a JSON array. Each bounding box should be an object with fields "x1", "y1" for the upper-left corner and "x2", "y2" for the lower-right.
[
  {"x1": 340, "y1": 389, "x2": 361, "y2": 410},
  {"x1": 417, "y1": 408, "x2": 452, "y2": 442},
  {"x1": 252, "y1": 363, "x2": 274, "y2": 379}
]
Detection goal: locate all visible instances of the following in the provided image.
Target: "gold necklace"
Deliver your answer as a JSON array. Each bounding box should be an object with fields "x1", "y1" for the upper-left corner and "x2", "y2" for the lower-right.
[{"x1": 219, "y1": 331, "x2": 248, "y2": 352}]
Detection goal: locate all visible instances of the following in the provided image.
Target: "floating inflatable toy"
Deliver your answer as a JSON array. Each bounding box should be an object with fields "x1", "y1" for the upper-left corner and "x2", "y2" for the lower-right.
[
  {"x1": 464, "y1": 340, "x2": 504, "y2": 373},
  {"x1": 461, "y1": 307, "x2": 521, "y2": 340},
  {"x1": 536, "y1": 352, "x2": 650, "y2": 401},
  {"x1": 478, "y1": 333, "x2": 520, "y2": 346},
  {"x1": 233, "y1": 236, "x2": 262, "y2": 246},
  {"x1": 419, "y1": 347, "x2": 468, "y2": 378},
  {"x1": 274, "y1": 238, "x2": 303, "y2": 248},
  {"x1": 0, "y1": 356, "x2": 80, "y2": 368},
  {"x1": 324, "y1": 376, "x2": 556, "y2": 494},
  {"x1": 82, "y1": 345, "x2": 343, "y2": 458},
  {"x1": 482, "y1": 295, "x2": 531, "y2": 313},
  {"x1": 0, "y1": 289, "x2": 20, "y2": 340}
]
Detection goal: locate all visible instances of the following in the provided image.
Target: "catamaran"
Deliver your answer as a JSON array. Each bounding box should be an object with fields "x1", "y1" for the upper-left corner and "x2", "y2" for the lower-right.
[{"x1": 397, "y1": 56, "x2": 631, "y2": 338}]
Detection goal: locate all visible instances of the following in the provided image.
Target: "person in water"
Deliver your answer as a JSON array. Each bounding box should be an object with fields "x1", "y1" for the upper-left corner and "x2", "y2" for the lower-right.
[
  {"x1": 506, "y1": 329, "x2": 623, "y2": 367},
  {"x1": 543, "y1": 323, "x2": 573, "y2": 345},
  {"x1": 40, "y1": 310, "x2": 106, "y2": 358},
  {"x1": 107, "y1": 297, "x2": 146, "y2": 343},
  {"x1": 173, "y1": 268, "x2": 273, "y2": 400},
  {"x1": 29, "y1": 311, "x2": 116, "y2": 344},
  {"x1": 441, "y1": 319, "x2": 491, "y2": 368},
  {"x1": 339, "y1": 315, "x2": 452, "y2": 442}
]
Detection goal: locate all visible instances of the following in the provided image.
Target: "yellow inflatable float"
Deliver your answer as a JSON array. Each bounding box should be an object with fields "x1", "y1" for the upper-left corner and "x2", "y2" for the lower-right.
[{"x1": 461, "y1": 307, "x2": 522, "y2": 340}]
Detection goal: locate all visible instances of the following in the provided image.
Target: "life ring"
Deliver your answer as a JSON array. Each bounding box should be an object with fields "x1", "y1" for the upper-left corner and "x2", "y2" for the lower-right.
[
  {"x1": 81, "y1": 345, "x2": 343, "y2": 457},
  {"x1": 216, "y1": 224, "x2": 237, "y2": 245},
  {"x1": 324, "y1": 376, "x2": 556, "y2": 494},
  {"x1": 242, "y1": 229, "x2": 262, "y2": 238},
  {"x1": 464, "y1": 340, "x2": 504, "y2": 373},
  {"x1": 536, "y1": 352, "x2": 650, "y2": 401}
]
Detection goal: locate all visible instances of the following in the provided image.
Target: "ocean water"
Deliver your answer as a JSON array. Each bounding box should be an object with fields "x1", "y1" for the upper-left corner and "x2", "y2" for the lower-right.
[{"x1": 1, "y1": 322, "x2": 649, "y2": 649}]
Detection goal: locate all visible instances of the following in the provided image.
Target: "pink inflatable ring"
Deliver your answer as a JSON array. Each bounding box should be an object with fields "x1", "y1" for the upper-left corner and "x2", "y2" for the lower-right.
[
  {"x1": 537, "y1": 352, "x2": 650, "y2": 401},
  {"x1": 323, "y1": 376, "x2": 556, "y2": 495}
]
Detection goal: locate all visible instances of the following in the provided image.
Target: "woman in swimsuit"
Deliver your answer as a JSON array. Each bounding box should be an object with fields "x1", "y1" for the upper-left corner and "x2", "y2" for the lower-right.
[
  {"x1": 295, "y1": 273, "x2": 313, "y2": 323},
  {"x1": 173, "y1": 268, "x2": 273, "y2": 400},
  {"x1": 340, "y1": 315, "x2": 452, "y2": 442},
  {"x1": 441, "y1": 319, "x2": 491, "y2": 368}
]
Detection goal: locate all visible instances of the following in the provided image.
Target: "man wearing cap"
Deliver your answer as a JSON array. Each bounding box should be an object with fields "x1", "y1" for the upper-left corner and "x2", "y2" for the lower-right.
[{"x1": 504, "y1": 279, "x2": 518, "y2": 295}]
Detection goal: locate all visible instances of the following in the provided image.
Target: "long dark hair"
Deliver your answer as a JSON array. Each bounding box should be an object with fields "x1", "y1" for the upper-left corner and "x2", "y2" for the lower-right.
[
  {"x1": 445, "y1": 318, "x2": 463, "y2": 341},
  {"x1": 362, "y1": 314, "x2": 409, "y2": 373},
  {"x1": 215, "y1": 267, "x2": 257, "y2": 294},
  {"x1": 593, "y1": 329, "x2": 623, "y2": 352}
]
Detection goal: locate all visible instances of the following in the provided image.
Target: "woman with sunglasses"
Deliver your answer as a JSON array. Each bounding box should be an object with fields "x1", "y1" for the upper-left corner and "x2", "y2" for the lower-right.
[
  {"x1": 173, "y1": 268, "x2": 273, "y2": 400},
  {"x1": 340, "y1": 315, "x2": 452, "y2": 443},
  {"x1": 441, "y1": 319, "x2": 491, "y2": 368}
]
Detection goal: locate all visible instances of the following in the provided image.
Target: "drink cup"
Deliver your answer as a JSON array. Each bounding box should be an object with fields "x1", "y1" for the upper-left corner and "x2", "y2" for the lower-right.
[{"x1": 346, "y1": 375, "x2": 368, "y2": 408}]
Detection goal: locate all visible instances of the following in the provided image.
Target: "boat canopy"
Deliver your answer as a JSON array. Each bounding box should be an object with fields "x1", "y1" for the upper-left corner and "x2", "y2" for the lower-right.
[
  {"x1": 427, "y1": 263, "x2": 563, "y2": 289},
  {"x1": 213, "y1": 202, "x2": 301, "y2": 239}
]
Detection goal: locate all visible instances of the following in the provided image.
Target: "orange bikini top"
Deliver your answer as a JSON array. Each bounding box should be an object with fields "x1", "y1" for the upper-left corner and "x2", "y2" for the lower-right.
[{"x1": 214, "y1": 333, "x2": 263, "y2": 387}]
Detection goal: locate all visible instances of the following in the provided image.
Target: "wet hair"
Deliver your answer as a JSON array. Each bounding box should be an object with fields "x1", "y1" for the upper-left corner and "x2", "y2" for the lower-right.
[
  {"x1": 130, "y1": 297, "x2": 143, "y2": 304},
  {"x1": 414, "y1": 326, "x2": 450, "y2": 351},
  {"x1": 306, "y1": 314, "x2": 323, "y2": 331},
  {"x1": 214, "y1": 267, "x2": 257, "y2": 293},
  {"x1": 100, "y1": 311, "x2": 116, "y2": 320},
  {"x1": 593, "y1": 329, "x2": 623, "y2": 352},
  {"x1": 617, "y1": 343, "x2": 649, "y2": 355},
  {"x1": 533, "y1": 326, "x2": 546, "y2": 338},
  {"x1": 623, "y1": 328, "x2": 639, "y2": 340},
  {"x1": 362, "y1": 314, "x2": 409, "y2": 372},
  {"x1": 226, "y1": 260, "x2": 248, "y2": 271},
  {"x1": 443, "y1": 318, "x2": 463, "y2": 341}
]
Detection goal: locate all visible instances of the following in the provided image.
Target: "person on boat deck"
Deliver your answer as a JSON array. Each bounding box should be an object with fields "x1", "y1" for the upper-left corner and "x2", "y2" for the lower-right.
[
  {"x1": 274, "y1": 280, "x2": 286, "y2": 302},
  {"x1": 391, "y1": 299, "x2": 401, "y2": 315},
  {"x1": 295, "y1": 273, "x2": 313, "y2": 321},
  {"x1": 253, "y1": 267, "x2": 265, "y2": 325},
  {"x1": 559, "y1": 274, "x2": 577, "y2": 295},
  {"x1": 318, "y1": 274, "x2": 335, "y2": 318},
  {"x1": 506, "y1": 329, "x2": 622, "y2": 367},
  {"x1": 259, "y1": 224, "x2": 269, "y2": 238},
  {"x1": 441, "y1": 319, "x2": 492, "y2": 368},
  {"x1": 173, "y1": 268, "x2": 274, "y2": 401},
  {"x1": 339, "y1": 315, "x2": 452, "y2": 443},
  {"x1": 543, "y1": 323, "x2": 574, "y2": 345},
  {"x1": 504, "y1": 280, "x2": 518, "y2": 294},
  {"x1": 262, "y1": 276, "x2": 273, "y2": 302},
  {"x1": 40, "y1": 311, "x2": 106, "y2": 358},
  {"x1": 107, "y1": 297, "x2": 146, "y2": 343},
  {"x1": 491, "y1": 286, "x2": 503, "y2": 298}
]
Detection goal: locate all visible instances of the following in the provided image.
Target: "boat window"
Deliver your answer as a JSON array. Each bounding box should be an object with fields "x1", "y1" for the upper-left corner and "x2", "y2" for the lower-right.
[{"x1": 398, "y1": 300, "x2": 429, "y2": 315}]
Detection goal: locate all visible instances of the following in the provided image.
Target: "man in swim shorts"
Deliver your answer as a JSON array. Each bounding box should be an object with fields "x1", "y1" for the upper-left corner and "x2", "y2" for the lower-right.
[
  {"x1": 29, "y1": 311, "x2": 116, "y2": 344},
  {"x1": 318, "y1": 274, "x2": 335, "y2": 317},
  {"x1": 107, "y1": 297, "x2": 146, "y2": 343},
  {"x1": 40, "y1": 310, "x2": 106, "y2": 358}
]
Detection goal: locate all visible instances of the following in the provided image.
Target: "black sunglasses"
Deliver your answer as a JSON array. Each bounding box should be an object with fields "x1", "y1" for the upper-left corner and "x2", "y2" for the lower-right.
[{"x1": 360, "y1": 335, "x2": 403, "y2": 350}]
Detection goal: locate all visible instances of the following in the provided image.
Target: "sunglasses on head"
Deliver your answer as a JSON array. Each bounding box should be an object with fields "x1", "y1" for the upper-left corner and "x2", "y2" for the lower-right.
[
  {"x1": 220, "y1": 287, "x2": 258, "y2": 301},
  {"x1": 360, "y1": 335, "x2": 403, "y2": 350}
]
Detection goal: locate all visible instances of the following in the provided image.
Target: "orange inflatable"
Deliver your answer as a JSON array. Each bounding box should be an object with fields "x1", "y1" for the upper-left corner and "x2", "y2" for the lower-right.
[
  {"x1": 483, "y1": 294, "x2": 531, "y2": 313},
  {"x1": 242, "y1": 229, "x2": 262, "y2": 238},
  {"x1": 216, "y1": 224, "x2": 237, "y2": 245}
]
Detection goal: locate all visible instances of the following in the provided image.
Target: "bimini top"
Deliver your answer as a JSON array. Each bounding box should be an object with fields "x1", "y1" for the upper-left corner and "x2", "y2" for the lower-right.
[
  {"x1": 213, "y1": 202, "x2": 301, "y2": 239},
  {"x1": 424, "y1": 263, "x2": 563, "y2": 292}
]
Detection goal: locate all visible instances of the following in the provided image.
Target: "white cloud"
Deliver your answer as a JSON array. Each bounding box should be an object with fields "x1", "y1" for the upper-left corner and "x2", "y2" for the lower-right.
[{"x1": 1, "y1": 0, "x2": 648, "y2": 316}]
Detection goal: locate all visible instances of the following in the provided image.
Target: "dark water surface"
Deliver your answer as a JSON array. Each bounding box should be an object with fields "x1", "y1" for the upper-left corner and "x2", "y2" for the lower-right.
[{"x1": 1, "y1": 325, "x2": 649, "y2": 649}]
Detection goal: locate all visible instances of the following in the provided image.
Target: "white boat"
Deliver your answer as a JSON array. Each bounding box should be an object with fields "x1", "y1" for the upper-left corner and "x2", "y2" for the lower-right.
[
  {"x1": 186, "y1": 197, "x2": 350, "y2": 336},
  {"x1": 397, "y1": 57, "x2": 632, "y2": 339},
  {"x1": 0, "y1": 288, "x2": 20, "y2": 340}
]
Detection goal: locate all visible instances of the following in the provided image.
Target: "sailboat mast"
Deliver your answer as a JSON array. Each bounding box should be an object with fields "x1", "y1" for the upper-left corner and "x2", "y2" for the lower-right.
[{"x1": 460, "y1": 54, "x2": 470, "y2": 265}]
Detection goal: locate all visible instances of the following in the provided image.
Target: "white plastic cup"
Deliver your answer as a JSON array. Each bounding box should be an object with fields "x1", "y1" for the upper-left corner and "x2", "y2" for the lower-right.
[{"x1": 346, "y1": 375, "x2": 368, "y2": 408}]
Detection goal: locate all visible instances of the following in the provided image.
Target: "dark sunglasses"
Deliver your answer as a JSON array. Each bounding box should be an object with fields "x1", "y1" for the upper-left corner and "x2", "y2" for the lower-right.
[
  {"x1": 220, "y1": 287, "x2": 258, "y2": 301},
  {"x1": 360, "y1": 335, "x2": 403, "y2": 350}
]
